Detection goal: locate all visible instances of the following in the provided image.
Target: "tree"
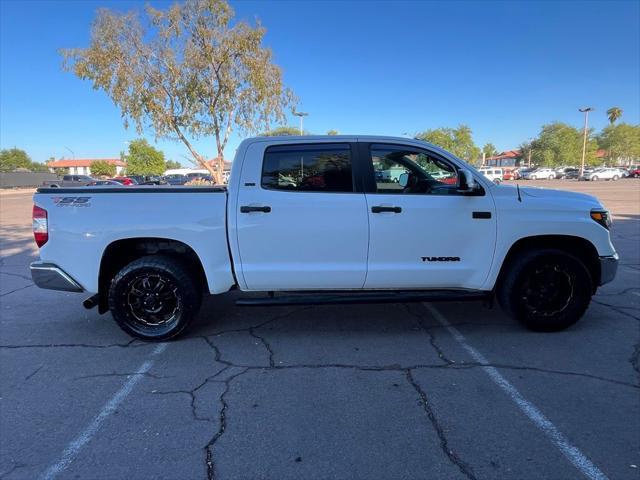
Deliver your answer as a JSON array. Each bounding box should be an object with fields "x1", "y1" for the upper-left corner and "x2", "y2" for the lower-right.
[
  {"x1": 518, "y1": 141, "x2": 534, "y2": 167},
  {"x1": 261, "y1": 126, "x2": 303, "y2": 136},
  {"x1": 327, "y1": 129, "x2": 339, "y2": 135},
  {"x1": 165, "y1": 159, "x2": 183, "y2": 170},
  {"x1": 606, "y1": 107, "x2": 623, "y2": 125},
  {"x1": 530, "y1": 122, "x2": 597, "y2": 167},
  {"x1": 415, "y1": 125, "x2": 480, "y2": 163},
  {"x1": 62, "y1": 0, "x2": 295, "y2": 183},
  {"x1": 482, "y1": 143, "x2": 498, "y2": 161},
  {"x1": 90, "y1": 160, "x2": 117, "y2": 177},
  {"x1": 125, "y1": 139, "x2": 166, "y2": 175},
  {"x1": 596, "y1": 123, "x2": 640, "y2": 165},
  {"x1": 0, "y1": 148, "x2": 32, "y2": 172},
  {"x1": 29, "y1": 162, "x2": 51, "y2": 173}
]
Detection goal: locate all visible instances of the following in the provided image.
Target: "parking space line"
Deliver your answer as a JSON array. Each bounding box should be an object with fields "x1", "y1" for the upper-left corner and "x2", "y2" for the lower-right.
[
  {"x1": 424, "y1": 304, "x2": 609, "y2": 480},
  {"x1": 40, "y1": 343, "x2": 168, "y2": 480}
]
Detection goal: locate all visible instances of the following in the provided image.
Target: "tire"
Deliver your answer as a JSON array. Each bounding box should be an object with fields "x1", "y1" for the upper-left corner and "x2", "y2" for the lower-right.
[
  {"x1": 591, "y1": 176, "x2": 598, "y2": 181},
  {"x1": 548, "y1": 174, "x2": 554, "y2": 180},
  {"x1": 50, "y1": 184, "x2": 59, "y2": 188},
  {"x1": 530, "y1": 175, "x2": 537, "y2": 180},
  {"x1": 612, "y1": 175, "x2": 619, "y2": 181},
  {"x1": 108, "y1": 255, "x2": 202, "y2": 341},
  {"x1": 493, "y1": 178, "x2": 502, "y2": 185},
  {"x1": 497, "y1": 248, "x2": 592, "y2": 332}
]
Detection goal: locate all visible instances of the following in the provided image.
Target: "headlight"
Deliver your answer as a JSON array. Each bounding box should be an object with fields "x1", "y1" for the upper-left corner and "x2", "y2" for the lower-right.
[{"x1": 590, "y1": 209, "x2": 612, "y2": 230}]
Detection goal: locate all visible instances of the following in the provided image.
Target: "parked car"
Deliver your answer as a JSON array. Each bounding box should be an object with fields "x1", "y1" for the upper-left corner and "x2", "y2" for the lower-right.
[
  {"x1": 125, "y1": 175, "x2": 146, "y2": 184},
  {"x1": 583, "y1": 168, "x2": 625, "y2": 181},
  {"x1": 628, "y1": 167, "x2": 640, "y2": 178},
  {"x1": 139, "y1": 180, "x2": 168, "y2": 185},
  {"x1": 31, "y1": 135, "x2": 618, "y2": 340},
  {"x1": 112, "y1": 176, "x2": 137, "y2": 186},
  {"x1": 513, "y1": 167, "x2": 533, "y2": 180},
  {"x1": 523, "y1": 168, "x2": 556, "y2": 180},
  {"x1": 502, "y1": 170, "x2": 516, "y2": 180},
  {"x1": 42, "y1": 174, "x2": 96, "y2": 188},
  {"x1": 556, "y1": 167, "x2": 579, "y2": 179},
  {"x1": 86, "y1": 180, "x2": 123, "y2": 186},
  {"x1": 478, "y1": 167, "x2": 503, "y2": 184},
  {"x1": 165, "y1": 174, "x2": 187, "y2": 185}
]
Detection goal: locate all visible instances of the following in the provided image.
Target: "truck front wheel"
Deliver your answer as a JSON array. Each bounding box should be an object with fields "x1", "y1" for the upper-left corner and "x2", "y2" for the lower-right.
[
  {"x1": 108, "y1": 255, "x2": 202, "y2": 341},
  {"x1": 497, "y1": 249, "x2": 592, "y2": 332}
]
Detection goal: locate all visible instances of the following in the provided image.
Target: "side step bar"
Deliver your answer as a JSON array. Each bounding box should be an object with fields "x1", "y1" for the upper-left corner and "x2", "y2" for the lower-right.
[{"x1": 236, "y1": 290, "x2": 490, "y2": 307}]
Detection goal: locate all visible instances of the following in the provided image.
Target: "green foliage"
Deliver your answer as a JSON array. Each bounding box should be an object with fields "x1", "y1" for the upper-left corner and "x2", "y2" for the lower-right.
[
  {"x1": 518, "y1": 141, "x2": 534, "y2": 166},
  {"x1": 30, "y1": 162, "x2": 51, "y2": 173},
  {"x1": 165, "y1": 159, "x2": 182, "y2": 170},
  {"x1": 261, "y1": 126, "x2": 304, "y2": 136},
  {"x1": 62, "y1": 0, "x2": 296, "y2": 182},
  {"x1": 90, "y1": 160, "x2": 117, "y2": 177},
  {"x1": 125, "y1": 139, "x2": 166, "y2": 175},
  {"x1": 482, "y1": 143, "x2": 498, "y2": 159},
  {"x1": 606, "y1": 107, "x2": 623, "y2": 125},
  {"x1": 0, "y1": 148, "x2": 32, "y2": 172},
  {"x1": 415, "y1": 125, "x2": 480, "y2": 163},
  {"x1": 327, "y1": 129, "x2": 339, "y2": 135},
  {"x1": 596, "y1": 123, "x2": 640, "y2": 163},
  {"x1": 530, "y1": 122, "x2": 597, "y2": 167},
  {"x1": 0, "y1": 148, "x2": 50, "y2": 172}
]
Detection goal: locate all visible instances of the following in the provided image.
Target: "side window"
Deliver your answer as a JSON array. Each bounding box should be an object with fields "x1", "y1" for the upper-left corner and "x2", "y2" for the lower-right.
[
  {"x1": 262, "y1": 144, "x2": 353, "y2": 193},
  {"x1": 370, "y1": 144, "x2": 458, "y2": 195},
  {"x1": 63, "y1": 175, "x2": 71, "y2": 181}
]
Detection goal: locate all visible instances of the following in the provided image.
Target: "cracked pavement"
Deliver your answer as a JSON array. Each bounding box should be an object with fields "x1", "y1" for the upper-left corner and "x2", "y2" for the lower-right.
[{"x1": 1, "y1": 182, "x2": 639, "y2": 479}]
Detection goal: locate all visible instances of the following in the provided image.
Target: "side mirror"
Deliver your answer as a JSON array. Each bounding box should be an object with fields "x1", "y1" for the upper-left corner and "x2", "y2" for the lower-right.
[
  {"x1": 398, "y1": 172, "x2": 409, "y2": 187},
  {"x1": 457, "y1": 169, "x2": 480, "y2": 193}
]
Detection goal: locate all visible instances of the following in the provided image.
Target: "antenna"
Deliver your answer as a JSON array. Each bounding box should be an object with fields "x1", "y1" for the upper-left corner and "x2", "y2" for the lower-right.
[{"x1": 516, "y1": 183, "x2": 522, "y2": 202}]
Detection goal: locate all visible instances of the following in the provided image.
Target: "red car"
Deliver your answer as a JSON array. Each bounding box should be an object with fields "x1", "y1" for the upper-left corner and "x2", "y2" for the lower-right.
[
  {"x1": 502, "y1": 170, "x2": 516, "y2": 180},
  {"x1": 111, "y1": 177, "x2": 137, "y2": 186},
  {"x1": 629, "y1": 168, "x2": 640, "y2": 178}
]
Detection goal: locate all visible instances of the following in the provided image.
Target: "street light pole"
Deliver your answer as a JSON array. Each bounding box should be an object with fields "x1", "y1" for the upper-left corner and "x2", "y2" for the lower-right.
[
  {"x1": 579, "y1": 107, "x2": 593, "y2": 177},
  {"x1": 293, "y1": 111, "x2": 308, "y2": 135}
]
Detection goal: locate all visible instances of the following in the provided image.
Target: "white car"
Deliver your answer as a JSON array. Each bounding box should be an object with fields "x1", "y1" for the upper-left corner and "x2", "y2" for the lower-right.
[
  {"x1": 478, "y1": 167, "x2": 503, "y2": 184},
  {"x1": 585, "y1": 168, "x2": 625, "y2": 181},
  {"x1": 525, "y1": 168, "x2": 556, "y2": 180},
  {"x1": 30, "y1": 135, "x2": 618, "y2": 340}
]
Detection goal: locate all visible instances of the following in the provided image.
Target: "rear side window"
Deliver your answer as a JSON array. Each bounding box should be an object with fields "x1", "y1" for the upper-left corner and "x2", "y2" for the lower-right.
[{"x1": 262, "y1": 144, "x2": 353, "y2": 192}]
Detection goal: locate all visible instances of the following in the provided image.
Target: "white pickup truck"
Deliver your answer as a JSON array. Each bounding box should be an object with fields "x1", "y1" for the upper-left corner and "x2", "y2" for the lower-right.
[{"x1": 30, "y1": 136, "x2": 618, "y2": 340}]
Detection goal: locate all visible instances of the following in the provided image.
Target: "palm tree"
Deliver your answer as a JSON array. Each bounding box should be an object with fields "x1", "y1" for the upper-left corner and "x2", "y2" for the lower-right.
[{"x1": 606, "y1": 107, "x2": 623, "y2": 124}]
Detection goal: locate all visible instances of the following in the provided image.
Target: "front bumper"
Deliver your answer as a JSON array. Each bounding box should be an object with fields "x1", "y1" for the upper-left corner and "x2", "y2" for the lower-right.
[
  {"x1": 599, "y1": 253, "x2": 619, "y2": 286},
  {"x1": 30, "y1": 262, "x2": 84, "y2": 292}
]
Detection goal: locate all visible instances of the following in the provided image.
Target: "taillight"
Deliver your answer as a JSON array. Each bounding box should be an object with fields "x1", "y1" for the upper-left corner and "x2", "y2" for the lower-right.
[{"x1": 33, "y1": 205, "x2": 48, "y2": 247}]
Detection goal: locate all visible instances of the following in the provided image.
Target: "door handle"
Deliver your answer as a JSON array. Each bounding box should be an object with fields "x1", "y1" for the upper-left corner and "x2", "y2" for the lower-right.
[
  {"x1": 371, "y1": 206, "x2": 402, "y2": 214},
  {"x1": 240, "y1": 205, "x2": 271, "y2": 213}
]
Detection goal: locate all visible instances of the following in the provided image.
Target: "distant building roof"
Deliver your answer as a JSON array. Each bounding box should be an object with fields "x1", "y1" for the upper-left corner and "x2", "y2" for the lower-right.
[
  {"x1": 47, "y1": 158, "x2": 126, "y2": 168},
  {"x1": 595, "y1": 149, "x2": 607, "y2": 158},
  {"x1": 486, "y1": 149, "x2": 522, "y2": 161}
]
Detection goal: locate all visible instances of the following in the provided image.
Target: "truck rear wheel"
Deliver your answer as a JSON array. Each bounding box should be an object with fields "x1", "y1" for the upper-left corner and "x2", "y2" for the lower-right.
[
  {"x1": 108, "y1": 255, "x2": 202, "y2": 341},
  {"x1": 497, "y1": 249, "x2": 593, "y2": 332}
]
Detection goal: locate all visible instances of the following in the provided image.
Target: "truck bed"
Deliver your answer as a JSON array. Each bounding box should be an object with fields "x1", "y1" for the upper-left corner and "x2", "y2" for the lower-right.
[
  {"x1": 33, "y1": 186, "x2": 233, "y2": 294},
  {"x1": 37, "y1": 186, "x2": 227, "y2": 193}
]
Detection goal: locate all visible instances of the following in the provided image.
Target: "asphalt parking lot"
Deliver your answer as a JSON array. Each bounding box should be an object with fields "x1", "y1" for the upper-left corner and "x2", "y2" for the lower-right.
[{"x1": 1, "y1": 180, "x2": 639, "y2": 480}]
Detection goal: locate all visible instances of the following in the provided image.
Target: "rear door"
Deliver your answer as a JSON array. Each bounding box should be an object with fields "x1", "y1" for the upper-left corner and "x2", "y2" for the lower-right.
[
  {"x1": 361, "y1": 142, "x2": 497, "y2": 290},
  {"x1": 234, "y1": 141, "x2": 369, "y2": 290}
]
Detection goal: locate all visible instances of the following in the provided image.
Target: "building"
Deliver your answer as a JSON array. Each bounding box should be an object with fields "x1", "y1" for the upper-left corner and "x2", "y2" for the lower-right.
[
  {"x1": 47, "y1": 159, "x2": 126, "y2": 176},
  {"x1": 484, "y1": 150, "x2": 523, "y2": 168}
]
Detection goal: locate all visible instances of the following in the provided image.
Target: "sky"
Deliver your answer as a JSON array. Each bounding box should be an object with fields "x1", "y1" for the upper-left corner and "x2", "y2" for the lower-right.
[{"x1": 1, "y1": 0, "x2": 639, "y2": 165}]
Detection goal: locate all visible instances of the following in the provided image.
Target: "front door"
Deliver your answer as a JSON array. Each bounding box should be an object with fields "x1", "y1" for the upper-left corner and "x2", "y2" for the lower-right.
[
  {"x1": 235, "y1": 142, "x2": 369, "y2": 290},
  {"x1": 362, "y1": 143, "x2": 497, "y2": 290}
]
